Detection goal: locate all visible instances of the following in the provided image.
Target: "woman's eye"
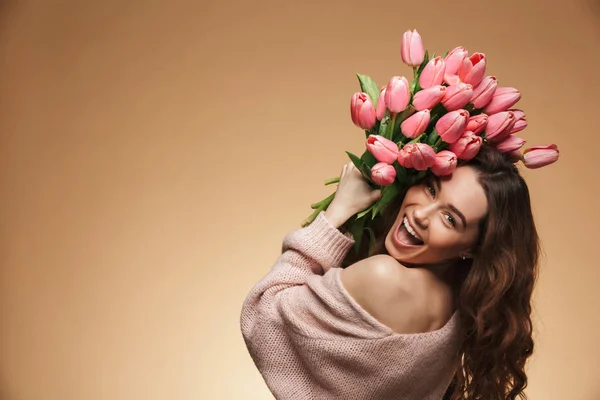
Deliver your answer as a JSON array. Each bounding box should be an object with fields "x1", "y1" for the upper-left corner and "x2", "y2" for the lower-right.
[
  {"x1": 427, "y1": 184, "x2": 436, "y2": 197},
  {"x1": 445, "y1": 214, "x2": 456, "y2": 226}
]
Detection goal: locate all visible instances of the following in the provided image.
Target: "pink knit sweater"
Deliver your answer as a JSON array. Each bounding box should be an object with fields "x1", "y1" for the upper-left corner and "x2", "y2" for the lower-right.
[{"x1": 241, "y1": 211, "x2": 461, "y2": 399}]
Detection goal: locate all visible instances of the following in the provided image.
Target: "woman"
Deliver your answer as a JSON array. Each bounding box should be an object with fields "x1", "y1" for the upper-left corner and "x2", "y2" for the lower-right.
[{"x1": 240, "y1": 146, "x2": 539, "y2": 400}]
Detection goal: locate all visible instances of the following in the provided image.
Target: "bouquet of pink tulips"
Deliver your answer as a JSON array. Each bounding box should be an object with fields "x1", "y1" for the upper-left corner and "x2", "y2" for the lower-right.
[{"x1": 302, "y1": 29, "x2": 560, "y2": 255}]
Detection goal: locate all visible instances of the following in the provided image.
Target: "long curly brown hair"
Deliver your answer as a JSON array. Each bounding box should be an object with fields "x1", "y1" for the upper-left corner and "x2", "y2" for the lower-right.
[{"x1": 339, "y1": 145, "x2": 540, "y2": 400}]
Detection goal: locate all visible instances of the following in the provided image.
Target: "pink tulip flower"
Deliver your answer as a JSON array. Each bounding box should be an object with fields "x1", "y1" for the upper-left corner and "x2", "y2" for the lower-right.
[
  {"x1": 431, "y1": 150, "x2": 458, "y2": 176},
  {"x1": 441, "y1": 82, "x2": 473, "y2": 111},
  {"x1": 510, "y1": 109, "x2": 525, "y2": 121},
  {"x1": 397, "y1": 143, "x2": 436, "y2": 170},
  {"x1": 371, "y1": 162, "x2": 396, "y2": 186},
  {"x1": 449, "y1": 130, "x2": 483, "y2": 160},
  {"x1": 350, "y1": 92, "x2": 376, "y2": 130},
  {"x1": 466, "y1": 114, "x2": 488, "y2": 135},
  {"x1": 471, "y1": 76, "x2": 498, "y2": 109},
  {"x1": 522, "y1": 144, "x2": 560, "y2": 169},
  {"x1": 435, "y1": 109, "x2": 469, "y2": 144},
  {"x1": 401, "y1": 29, "x2": 425, "y2": 68},
  {"x1": 419, "y1": 57, "x2": 446, "y2": 89},
  {"x1": 508, "y1": 109, "x2": 527, "y2": 134},
  {"x1": 483, "y1": 87, "x2": 521, "y2": 114},
  {"x1": 401, "y1": 109, "x2": 431, "y2": 138},
  {"x1": 484, "y1": 111, "x2": 516, "y2": 142},
  {"x1": 366, "y1": 134, "x2": 399, "y2": 164},
  {"x1": 495, "y1": 135, "x2": 526, "y2": 153},
  {"x1": 413, "y1": 85, "x2": 446, "y2": 111},
  {"x1": 385, "y1": 76, "x2": 411, "y2": 113},
  {"x1": 443, "y1": 46, "x2": 468, "y2": 85},
  {"x1": 458, "y1": 53, "x2": 486, "y2": 87},
  {"x1": 376, "y1": 86, "x2": 387, "y2": 121}
]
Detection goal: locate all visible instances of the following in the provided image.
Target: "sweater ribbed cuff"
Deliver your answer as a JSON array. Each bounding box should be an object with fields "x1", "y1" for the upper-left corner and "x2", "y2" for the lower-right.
[{"x1": 297, "y1": 211, "x2": 355, "y2": 270}]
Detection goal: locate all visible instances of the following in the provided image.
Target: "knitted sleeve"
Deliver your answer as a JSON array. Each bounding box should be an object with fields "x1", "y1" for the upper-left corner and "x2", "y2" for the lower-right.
[{"x1": 240, "y1": 211, "x2": 392, "y2": 343}]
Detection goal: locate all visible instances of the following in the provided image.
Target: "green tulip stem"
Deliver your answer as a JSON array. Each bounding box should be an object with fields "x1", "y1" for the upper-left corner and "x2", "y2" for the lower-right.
[
  {"x1": 407, "y1": 133, "x2": 425, "y2": 144},
  {"x1": 303, "y1": 192, "x2": 336, "y2": 227},
  {"x1": 324, "y1": 177, "x2": 340, "y2": 186},
  {"x1": 388, "y1": 112, "x2": 398, "y2": 140},
  {"x1": 309, "y1": 191, "x2": 336, "y2": 210}
]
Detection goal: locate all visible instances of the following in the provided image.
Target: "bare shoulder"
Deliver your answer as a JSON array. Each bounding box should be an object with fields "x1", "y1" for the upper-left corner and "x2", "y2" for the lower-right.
[{"x1": 339, "y1": 255, "x2": 452, "y2": 334}]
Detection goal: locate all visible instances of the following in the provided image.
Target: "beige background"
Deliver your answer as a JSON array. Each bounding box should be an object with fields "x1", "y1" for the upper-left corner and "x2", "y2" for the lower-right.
[{"x1": 0, "y1": 0, "x2": 598, "y2": 399}]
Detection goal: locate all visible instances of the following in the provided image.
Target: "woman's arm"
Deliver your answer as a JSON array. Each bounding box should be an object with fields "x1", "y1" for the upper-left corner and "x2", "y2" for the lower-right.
[
  {"x1": 240, "y1": 210, "x2": 391, "y2": 341},
  {"x1": 240, "y1": 210, "x2": 354, "y2": 335}
]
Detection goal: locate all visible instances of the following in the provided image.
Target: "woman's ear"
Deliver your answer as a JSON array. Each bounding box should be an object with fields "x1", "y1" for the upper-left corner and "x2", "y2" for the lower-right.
[{"x1": 461, "y1": 248, "x2": 475, "y2": 259}]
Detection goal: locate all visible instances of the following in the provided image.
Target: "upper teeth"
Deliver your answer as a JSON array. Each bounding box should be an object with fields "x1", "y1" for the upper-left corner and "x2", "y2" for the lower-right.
[{"x1": 404, "y1": 217, "x2": 422, "y2": 241}]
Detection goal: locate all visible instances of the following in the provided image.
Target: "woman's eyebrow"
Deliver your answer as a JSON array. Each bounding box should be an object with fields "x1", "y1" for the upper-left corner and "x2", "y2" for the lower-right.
[{"x1": 432, "y1": 175, "x2": 467, "y2": 227}]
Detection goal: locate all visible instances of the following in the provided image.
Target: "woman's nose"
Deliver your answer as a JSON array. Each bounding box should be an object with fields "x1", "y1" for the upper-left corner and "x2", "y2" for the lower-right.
[{"x1": 413, "y1": 205, "x2": 434, "y2": 229}]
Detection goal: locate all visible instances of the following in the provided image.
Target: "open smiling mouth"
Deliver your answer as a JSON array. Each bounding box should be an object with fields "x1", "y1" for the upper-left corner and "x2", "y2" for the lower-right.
[{"x1": 395, "y1": 215, "x2": 424, "y2": 246}]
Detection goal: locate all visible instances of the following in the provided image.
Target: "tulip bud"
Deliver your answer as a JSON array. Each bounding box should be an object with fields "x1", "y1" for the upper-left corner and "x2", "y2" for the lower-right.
[
  {"x1": 471, "y1": 76, "x2": 497, "y2": 109},
  {"x1": 431, "y1": 150, "x2": 458, "y2": 176},
  {"x1": 483, "y1": 87, "x2": 521, "y2": 114},
  {"x1": 397, "y1": 143, "x2": 436, "y2": 170},
  {"x1": 458, "y1": 53, "x2": 486, "y2": 87},
  {"x1": 350, "y1": 92, "x2": 377, "y2": 130},
  {"x1": 435, "y1": 109, "x2": 469, "y2": 144},
  {"x1": 400, "y1": 109, "x2": 431, "y2": 139},
  {"x1": 449, "y1": 131, "x2": 483, "y2": 160},
  {"x1": 371, "y1": 162, "x2": 396, "y2": 186},
  {"x1": 366, "y1": 134, "x2": 400, "y2": 164},
  {"x1": 413, "y1": 85, "x2": 446, "y2": 111},
  {"x1": 495, "y1": 135, "x2": 526, "y2": 153},
  {"x1": 385, "y1": 76, "x2": 411, "y2": 113},
  {"x1": 510, "y1": 109, "x2": 525, "y2": 121},
  {"x1": 484, "y1": 111, "x2": 516, "y2": 142},
  {"x1": 466, "y1": 114, "x2": 488, "y2": 135},
  {"x1": 401, "y1": 29, "x2": 425, "y2": 68},
  {"x1": 522, "y1": 144, "x2": 560, "y2": 169},
  {"x1": 508, "y1": 109, "x2": 527, "y2": 134},
  {"x1": 419, "y1": 57, "x2": 446, "y2": 89},
  {"x1": 441, "y1": 82, "x2": 473, "y2": 111},
  {"x1": 443, "y1": 46, "x2": 468, "y2": 85},
  {"x1": 376, "y1": 86, "x2": 388, "y2": 121}
]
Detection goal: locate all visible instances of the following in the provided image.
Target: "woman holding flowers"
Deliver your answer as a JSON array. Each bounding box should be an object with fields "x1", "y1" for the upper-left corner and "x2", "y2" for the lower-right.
[{"x1": 241, "y1": 30, "x2": 559, "y2": 400}]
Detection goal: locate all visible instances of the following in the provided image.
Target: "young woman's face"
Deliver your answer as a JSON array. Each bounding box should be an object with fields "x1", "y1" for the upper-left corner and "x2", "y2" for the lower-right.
[{"x1": 385, "y1": 166, "x2": 488, "y2": 266}]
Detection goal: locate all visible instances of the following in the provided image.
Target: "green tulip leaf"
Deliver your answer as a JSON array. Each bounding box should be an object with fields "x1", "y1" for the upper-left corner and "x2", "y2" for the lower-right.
[
  {"x1": 394, "y1": 163, "x2": 408, "y2": 185},
  {"x1": 350, "y1": 215, "x2": 367, "y2": 253},
  {"x1": 360, "y1": 150, "x2": 378, "y2": 167},
  {"x1": 358, "y1": 163, "x2": 375, "y2": 184},
  {"x1": 377, "y1": 115, "x2": 390, "y2": 138},
  {"x1": 357, "y1": 73, "x2": 380, "y2": 108},
  {"x1": 427, "y1": 129, "x2": 440, "y2": 146},
  {"x1": 346, "y1": 151, "x2": 364, "y2": 170},
  {"x1": 357, "y1": 204, "x2": 374, "y2": 219},
  {"x1": 372, "y1": 183, "x2": 400, "y2": 218},
  {"x1": 346, "y1": 151, "x2": 375, "y2": 184}
]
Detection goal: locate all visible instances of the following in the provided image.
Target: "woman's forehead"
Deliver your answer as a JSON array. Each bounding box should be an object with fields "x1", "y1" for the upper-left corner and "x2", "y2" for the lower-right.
[{"x1": 440, "y1": 166, "x2": 488, "y2": 221}]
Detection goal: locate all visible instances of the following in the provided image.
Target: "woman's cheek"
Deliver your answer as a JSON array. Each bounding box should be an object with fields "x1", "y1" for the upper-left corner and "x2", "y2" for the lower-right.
[{"x1": 429, "y1": 224, "x2": 456, "y2": 249}]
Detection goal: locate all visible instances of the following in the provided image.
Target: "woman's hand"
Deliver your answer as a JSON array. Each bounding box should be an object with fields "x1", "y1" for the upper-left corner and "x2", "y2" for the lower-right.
[{"x1": 325, "y1": 162, "x2": 382, "y2": 228}]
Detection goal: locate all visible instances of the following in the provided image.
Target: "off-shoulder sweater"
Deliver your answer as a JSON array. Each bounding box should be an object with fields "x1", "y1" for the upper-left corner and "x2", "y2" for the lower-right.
[{"x1": 240, "y1": 211, "x2": 461, "y2": 399}]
